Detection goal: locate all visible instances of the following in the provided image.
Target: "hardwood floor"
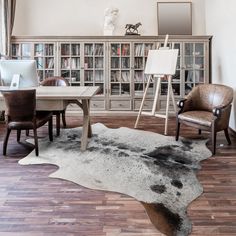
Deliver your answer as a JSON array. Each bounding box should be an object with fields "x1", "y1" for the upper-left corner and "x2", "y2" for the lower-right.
[{"x1": 0, "y1": 115, "x2": 236, "y2": 236}]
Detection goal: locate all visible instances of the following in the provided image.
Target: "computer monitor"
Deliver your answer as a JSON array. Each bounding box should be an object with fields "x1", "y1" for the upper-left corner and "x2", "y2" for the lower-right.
[{"x1": 0, "y1": 60, "x2": 39, "y2": 88}]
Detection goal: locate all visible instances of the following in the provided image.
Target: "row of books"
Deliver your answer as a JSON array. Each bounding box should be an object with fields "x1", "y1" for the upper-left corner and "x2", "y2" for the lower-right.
[
  {"x1": 134, "y1": 43, "x2": 153, "y2": 57},
  {"x1": 84, "y1": 44, "x2": 104, "y2": 56},
  {"x1": 111, "y1": 84, "x2": 130, "y2": 95},
  {"x1": 134, "y1": 57, "x2": 144, "y2": 69},
  {"x1": 111, "y1": 44, "x2": 130, "y2": 56},
  {"x1": 61, "y1": 58, "x2": 80, "y2": 69},
  {"x1": 111, "y1": 71, "x2": 130, "y2": 82},
  {"x1": 84, "y1": 71, "x2": 104, "y2": 82},
  {"x1": 35, "y1": 44, "x2": 54, "y2": 56}
]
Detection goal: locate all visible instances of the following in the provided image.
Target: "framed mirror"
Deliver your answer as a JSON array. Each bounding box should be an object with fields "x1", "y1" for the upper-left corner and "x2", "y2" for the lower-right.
[{"x1": 157, "y1": 2, "x2": 192, "y2": 35}]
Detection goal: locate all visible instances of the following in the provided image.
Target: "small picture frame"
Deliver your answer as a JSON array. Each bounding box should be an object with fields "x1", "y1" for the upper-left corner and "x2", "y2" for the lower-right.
[{"x1": 157, "y1": 2, "x2": 192, "y2": 35}]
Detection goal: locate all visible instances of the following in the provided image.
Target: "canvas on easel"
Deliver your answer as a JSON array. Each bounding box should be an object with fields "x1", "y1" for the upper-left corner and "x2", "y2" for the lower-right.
[{"x1": 134, "y1": 48, "x2": 179, "y2": 135}]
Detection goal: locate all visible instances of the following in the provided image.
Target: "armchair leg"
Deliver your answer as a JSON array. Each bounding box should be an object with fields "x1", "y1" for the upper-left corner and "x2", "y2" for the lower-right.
[
  {"x1": 175, "y1": 119, "x2": 180, "y2": 141},
  {"x1": 211, "y1": 124, "x2": 217, "y2": 155},
  {"x1": 56, "y1": 113, "x2": 60, "y2": 136},
  {"x1": 33, "y1": 128, "x2": 39, "y2": 156},
  {"x1": 62, "y1": 110, "x2": 67, "y2": 128},
  {"x1": 3, "y1": 128, "x2": 11, "y2": 155},
  {"x1": 48, "y1": 117, "x2": 53, "y2": 142},
  {"x1": 17, "y1": 130, "x2": 21, "y2": 142},
  {"x1": 224, "y1": 128, "x2": 231, "y2": 145}
]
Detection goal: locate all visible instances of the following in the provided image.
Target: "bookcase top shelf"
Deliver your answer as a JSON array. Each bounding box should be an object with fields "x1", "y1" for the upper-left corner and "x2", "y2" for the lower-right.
[{"x1": 12, "y1": 35, "x2": 213, "y2": 42}]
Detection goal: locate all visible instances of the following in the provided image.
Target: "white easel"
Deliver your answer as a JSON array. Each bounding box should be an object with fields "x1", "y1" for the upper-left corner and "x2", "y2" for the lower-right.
[{"x1": 134, "y1": 37, "x2": 178, "y2": 135}]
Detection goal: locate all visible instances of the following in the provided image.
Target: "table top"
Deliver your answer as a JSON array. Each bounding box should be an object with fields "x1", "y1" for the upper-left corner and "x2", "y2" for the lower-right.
[{"x1": 0, "y1": 86, "x2": 100, "y2": 100}]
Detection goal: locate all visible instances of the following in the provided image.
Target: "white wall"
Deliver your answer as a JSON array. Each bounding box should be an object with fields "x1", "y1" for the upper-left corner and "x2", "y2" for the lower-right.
[
  {"x1": 13, "y1": 0, "x2": 206, "y2": 36},
  {"x1": 205, "y1": 0, "x2": 236, "y2": 131}
]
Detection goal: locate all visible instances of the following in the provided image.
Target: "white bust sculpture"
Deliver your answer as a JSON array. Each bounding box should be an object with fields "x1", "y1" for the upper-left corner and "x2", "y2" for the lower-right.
[{"x1": 103, "y1": 7, "x2": 119, "y2": 35}]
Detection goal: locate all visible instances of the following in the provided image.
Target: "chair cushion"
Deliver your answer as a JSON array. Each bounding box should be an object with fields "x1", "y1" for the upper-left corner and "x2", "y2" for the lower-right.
[
  {"x1": 8, "y1": 111, "x2": 52, "y2": 130},
  {"x1": 178, "y1": 111, "x2": 213, "y2": 127}
]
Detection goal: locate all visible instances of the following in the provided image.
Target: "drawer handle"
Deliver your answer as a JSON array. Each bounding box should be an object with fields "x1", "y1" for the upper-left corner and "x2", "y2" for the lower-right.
[{"x1": 119, "y1": 104, "x2": 123, "y2": 107}]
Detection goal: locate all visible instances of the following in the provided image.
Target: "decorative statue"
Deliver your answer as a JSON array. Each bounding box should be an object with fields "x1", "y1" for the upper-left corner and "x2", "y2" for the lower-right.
[
  {"x1": 103, "y1": 7, "x2": 119, "y2": 36},
  {"x1": 125, "y1": 22, "x2": 142, "y2": 35}
]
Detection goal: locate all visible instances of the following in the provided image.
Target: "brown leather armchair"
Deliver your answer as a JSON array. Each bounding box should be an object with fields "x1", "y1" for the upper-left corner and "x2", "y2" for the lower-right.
[
  {"x1": 1, "y1": 89, "x2": 53, "y2": 156},
  {"x1": 176, "y1": 84, "x2": 234, "y2": 155},
  {"x1": 41, "y1": 76, "x2": 69, "y2": 136}
]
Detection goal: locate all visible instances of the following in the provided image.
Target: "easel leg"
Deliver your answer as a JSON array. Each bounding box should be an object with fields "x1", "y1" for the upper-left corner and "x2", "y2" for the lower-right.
[
  {"x1": 151, "y1": 77, "x2": 161, "y2": 116},
  {"x1": 164, "y1": 77, "x2": 171, "y2": 135},
  {"x1": 170, "y1": 84, "x2": 177, "y2": 113},
  {"x1": 134, "y1": 75, "x2": 152, "y2": 128}
]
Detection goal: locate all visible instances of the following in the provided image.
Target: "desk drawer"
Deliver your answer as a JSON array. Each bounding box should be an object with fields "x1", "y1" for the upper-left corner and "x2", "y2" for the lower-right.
[
  {"x1": 109, "y1": 100, "x2": 131, "y2": 110},
  {"x1": 134, "y1": 100, "x2": 153, "y2": 111},
  {"x1": 90, "y1": 100, "x2": 105, "y2": 110}
]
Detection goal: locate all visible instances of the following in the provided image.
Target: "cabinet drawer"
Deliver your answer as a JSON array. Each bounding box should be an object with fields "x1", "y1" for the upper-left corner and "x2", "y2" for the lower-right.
[
  {"x1": 109, "y1": 100, "x2": 131, "y2": 110},
  {"x1": 134, "y1": 100, "x2": 153, "y2": 111},
  {"x1": 90, "y1": 100, "x2": 105, "y2": 110}
]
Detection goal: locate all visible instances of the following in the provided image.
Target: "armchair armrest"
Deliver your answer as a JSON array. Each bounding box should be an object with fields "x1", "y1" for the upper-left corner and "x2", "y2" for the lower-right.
[
  {"x1": 177, "y1": 98, "x2": 193, "y2": 114},
  {"x1": 212, "y1": 104, "x2": 232, "y2": 118}
]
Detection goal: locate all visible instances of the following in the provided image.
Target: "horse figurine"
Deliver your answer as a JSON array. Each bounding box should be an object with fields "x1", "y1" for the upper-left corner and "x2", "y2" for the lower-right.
[{"x1": 125, "y1": 22, "x2": 142, "y2": 35}]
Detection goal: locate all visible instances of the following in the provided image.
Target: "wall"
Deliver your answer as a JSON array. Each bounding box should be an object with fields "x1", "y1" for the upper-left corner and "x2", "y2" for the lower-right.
[
  {"x1": 205, "y1": 0, "x2": 236, "y2": 131},
  {"x1": 12, "y1": 0, "x2": 206, "y2": 36}
]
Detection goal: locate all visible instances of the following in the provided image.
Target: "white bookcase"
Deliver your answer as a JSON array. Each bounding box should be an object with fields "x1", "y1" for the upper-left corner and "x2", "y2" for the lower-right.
[{"x1": 11, "y1": 35, "x2": 212, "y2": 112}]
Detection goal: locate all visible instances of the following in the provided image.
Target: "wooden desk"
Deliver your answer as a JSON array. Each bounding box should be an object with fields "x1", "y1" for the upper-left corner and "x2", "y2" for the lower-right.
[{"x1": 0, "y1": 86, "x2": 100, "y2": 151}]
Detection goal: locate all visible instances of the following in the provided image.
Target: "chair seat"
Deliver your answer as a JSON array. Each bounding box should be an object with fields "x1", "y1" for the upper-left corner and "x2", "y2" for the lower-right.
[
  {"x1": 178, "y1": 110, "x2": 213, "y2": 127},
  {"x1": 8, "y1": 111, "x2": 52, "y2": 129}
]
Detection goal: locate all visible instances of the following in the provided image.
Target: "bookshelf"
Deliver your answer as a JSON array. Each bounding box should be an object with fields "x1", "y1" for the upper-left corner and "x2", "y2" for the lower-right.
[
  {"x1": 110, "y1": 43, "x2": 131, "y2": 97},
  {"x1": 11, "y1": 35, "x2": 212, "y2": 112},
  {"x1": 59, "y1": 43, "x2": 81, "y2": 86}
]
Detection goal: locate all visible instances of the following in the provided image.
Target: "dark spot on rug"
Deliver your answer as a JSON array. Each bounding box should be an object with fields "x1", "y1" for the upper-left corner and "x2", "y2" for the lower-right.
[
  {"x1": 176, "y1": 192, "x2": 181, "y2": 196},
  {"x1": 82, "y1": 159, "x2": 93, "y2": 164},
  {"x1": 117, "y1": 144, "x2": 129, "y2": 150},
  {"x1": 150, "y1": 185, "x2": 166, "y2": 194},
  {"x1": 67, "y1": 133, "x2": 79, "y2": 141},
  {"x1": 118, "y1": 151, "x2": 129, "y2": 157},
  {"x1": 95, "y1": 179, "x2": 102, "y2": 184},
  {"x1": 87, "y1": 146, "x2": 100, "y2": 152},
  {"x1": 171, "y1": 180, "x2": 183, "y2": 189},
  {"x1": 181, "y1": 139, "x2": 193, "y2": 151},
  {"x1": 101, "y1": 148, "x2": 112, "y2": 154}
]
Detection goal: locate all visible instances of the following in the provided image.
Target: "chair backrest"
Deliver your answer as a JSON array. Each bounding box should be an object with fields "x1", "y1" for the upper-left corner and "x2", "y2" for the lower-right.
[
  {"x1": 1, "y1": 89, "x2": 36, "y2": 122},
  {"x1": 41, "y1": 76, "x2": 68, "y2": 86},
  {"x1": 188, "y1": 84, "x2": 234, "y2": 111}
]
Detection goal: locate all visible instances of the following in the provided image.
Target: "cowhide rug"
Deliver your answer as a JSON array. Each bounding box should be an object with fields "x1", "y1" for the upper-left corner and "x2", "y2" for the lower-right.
[{"x1": 19, "y1": 123, "x2": 212, "y2": 236}]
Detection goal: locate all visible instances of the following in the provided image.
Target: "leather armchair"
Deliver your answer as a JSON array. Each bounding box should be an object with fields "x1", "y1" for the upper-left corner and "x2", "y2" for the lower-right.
[
  {"x1": 176, "y1": 84, "x2": 234, "y2": 155},
  {"x1": 41, "y1": 76, "x2": 69, "y2": 136},
  {"x1": 1, "y1": 89, "x2": 53, "y2": 156}
]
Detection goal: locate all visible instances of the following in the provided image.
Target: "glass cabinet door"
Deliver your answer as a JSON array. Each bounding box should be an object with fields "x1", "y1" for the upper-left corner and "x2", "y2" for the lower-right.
[
  {"x1": 110, "y1": 43, "x2": 131, "y2": 96},
  {"x1": 60, "y1": 43, "x2": 81, "y2": 86},
  {"x1": 34, "y1": 43, "x2": 55, "y2": 82},
  {"x1": 83, "y1": 43, "x2": 105, "y2": 95},
  {"x1": 11, "y1": 43, "x2": 31, "y2": 60},
  {"x1": 184, "y1": 43, "x2": 205, "y2": 95},
  {"x1": 133, "y1": 42, "x2": 155, "y2": 97}
]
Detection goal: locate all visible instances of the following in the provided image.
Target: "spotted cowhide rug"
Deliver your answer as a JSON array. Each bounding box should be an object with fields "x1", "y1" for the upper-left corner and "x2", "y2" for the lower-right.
[{"x1": 19, "y1": 123, "x2": 212, "y2": 236}]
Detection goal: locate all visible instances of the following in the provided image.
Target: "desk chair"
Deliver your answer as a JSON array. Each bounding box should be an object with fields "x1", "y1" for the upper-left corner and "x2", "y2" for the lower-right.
[
  {"x1": 41, "y1": 76, "x2": 69, "y2": 136},
  {"x1": 1, "y1": 89, "x2": 53, "y2": 156}
]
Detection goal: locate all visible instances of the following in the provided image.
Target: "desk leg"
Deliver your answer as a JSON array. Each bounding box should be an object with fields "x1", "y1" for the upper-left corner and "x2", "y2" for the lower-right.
[{"x1": 81, "y1": 99, "x2": 91, "y2": 151}]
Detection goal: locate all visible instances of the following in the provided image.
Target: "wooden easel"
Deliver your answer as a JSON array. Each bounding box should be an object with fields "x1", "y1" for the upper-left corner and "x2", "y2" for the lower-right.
[{"x1": 134, "y1": 36, "x2": 178, "y2": 135}]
